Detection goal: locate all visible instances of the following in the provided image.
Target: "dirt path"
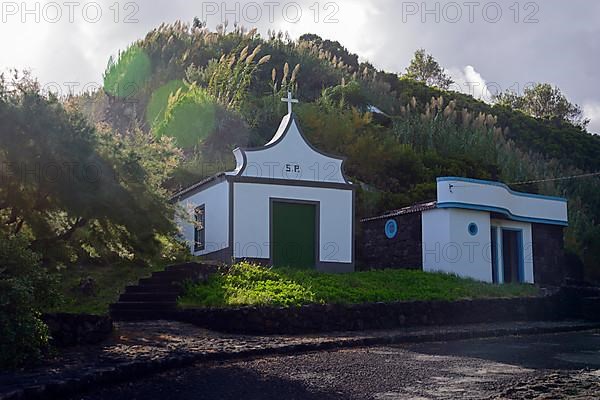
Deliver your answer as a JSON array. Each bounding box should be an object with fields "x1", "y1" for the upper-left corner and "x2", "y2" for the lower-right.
[{"x1": 75, "y1": 330, "x2": 600, "y2": 399}]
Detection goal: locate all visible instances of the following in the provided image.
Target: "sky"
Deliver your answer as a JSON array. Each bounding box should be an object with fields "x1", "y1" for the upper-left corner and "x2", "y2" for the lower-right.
[{"x1": 1, "y1": 0, "x2": 599, "y2": 134}]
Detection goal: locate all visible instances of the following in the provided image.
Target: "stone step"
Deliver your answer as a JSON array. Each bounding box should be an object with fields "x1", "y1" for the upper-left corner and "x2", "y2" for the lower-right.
[
  {"x1": 110, "y1": 262, "x2": 217, "y2": 321},
  {"x1": 138, "y1": 276, "x2": 186, "y2": 285},
  {"x1": 151, "y1": 270, "x2": 201, "y2": 282},
  {"x1": 110, "y1": 309, "x2": 179, "y2": 321},
  {"x1": 164, "y1": 265, "x2": 219, "y2": 281},
  {"x1": 581, "y1": 297, "x2": 600, "y2": 321},
  {"x1": 152, "y1": 269, "x2": 197, "y2": 277},
  {"x1": 109, "y1": 302, "x2": 178, "y2": 311},
  {"x1": 166, "y1": 262, "x2": 220, "y2": 273},
  {"x1": 125, "y1": 284, "x2": 182, "y2": 294},
  {"x1": 118, "y1": 292, "x2": 180, "y2": 302}
]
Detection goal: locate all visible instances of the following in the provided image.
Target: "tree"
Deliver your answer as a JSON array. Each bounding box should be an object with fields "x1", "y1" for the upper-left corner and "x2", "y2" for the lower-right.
[
  {"x1": 0, "y1": 73, "x2": 180, "y2": 265},
  {"x1": 404, "y1": 49, "x2": 454, "y2": 89},
  {"x1": 494, "y1": 83, "x2": 589, "y2": 128}
]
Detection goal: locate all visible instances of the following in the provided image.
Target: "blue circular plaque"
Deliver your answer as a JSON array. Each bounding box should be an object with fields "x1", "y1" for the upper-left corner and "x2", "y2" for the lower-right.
[
  {"x1": 468, "y1": 222, "x2": 478, "y2": 236},
  {"x1": 385, "y1": 219, "x2": 398, "y2": 239}
]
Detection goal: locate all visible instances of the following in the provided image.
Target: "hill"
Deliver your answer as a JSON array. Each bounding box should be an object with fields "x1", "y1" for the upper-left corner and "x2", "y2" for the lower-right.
[{"x1": 76, "y1": 22, "x2": 599, "y2": 279}]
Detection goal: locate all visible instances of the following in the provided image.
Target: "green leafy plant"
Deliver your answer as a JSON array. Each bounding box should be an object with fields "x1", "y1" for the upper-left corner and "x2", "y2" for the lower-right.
[{"x1": 0, "y1": 233, "x2": 59, "y2": 369}]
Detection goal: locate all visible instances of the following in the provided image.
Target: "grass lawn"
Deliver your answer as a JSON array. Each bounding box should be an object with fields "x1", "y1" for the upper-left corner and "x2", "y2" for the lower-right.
[
  {"x1": 46, "y1": 261, "x2": 165, "y2": 315},
  {"x1": 179, "y1": 262, "x2": 540, "y2": 308}
]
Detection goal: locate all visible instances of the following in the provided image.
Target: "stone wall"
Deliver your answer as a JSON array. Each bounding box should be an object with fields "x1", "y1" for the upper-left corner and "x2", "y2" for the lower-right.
[
  {"x1": 358, "y1": 212, "x2": 422, "y2": 269},
  {"x1": 42, "y1": 313, "x2": 113, "y2": 347},
  {"x1": 177, "y1": 290, "x2": 575, "y2": 334},
  {"x1": 199, "y1": 247, "x2": 232, "y2": 263},
  {"x1": 532, "y1": 224, "x2": 567, "y2": 285}
]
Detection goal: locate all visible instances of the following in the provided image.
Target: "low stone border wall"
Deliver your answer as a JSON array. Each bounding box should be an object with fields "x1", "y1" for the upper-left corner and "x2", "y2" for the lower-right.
[
  {"x1": 177, "y1": 290, "x2": 578, "y2": 334},
  {"x1": 42, "y1": 313, "x2": 113, "y2": 347}
]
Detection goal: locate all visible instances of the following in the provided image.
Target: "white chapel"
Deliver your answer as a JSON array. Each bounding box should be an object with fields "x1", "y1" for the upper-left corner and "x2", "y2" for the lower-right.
[{"x1": 173, "y1": 93, "x2": 355, "y2": 272}]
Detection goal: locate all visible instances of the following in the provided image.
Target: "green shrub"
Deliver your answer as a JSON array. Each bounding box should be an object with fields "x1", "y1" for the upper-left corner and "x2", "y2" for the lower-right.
[
  {"x1": 0, "y1": 233, "x2": 59, "y2": 369},
  {"x1": 181, "y1": 262, "x2": 315, "y2": 307}
]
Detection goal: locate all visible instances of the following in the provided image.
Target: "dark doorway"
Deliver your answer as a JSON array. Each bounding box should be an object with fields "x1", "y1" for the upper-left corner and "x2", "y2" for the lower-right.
[
  {"x1": 491, "y1": 227, "x2": 499, "y2": 283},
  {"x1": 271, "y1": 201, "x2": 317, "y2": 268},
  {"x1": 502, "y1": 229, "x2": 523, "y2": 283}
]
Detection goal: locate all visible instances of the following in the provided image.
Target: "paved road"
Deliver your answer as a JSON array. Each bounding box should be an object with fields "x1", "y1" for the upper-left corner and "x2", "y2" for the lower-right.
[{"x1": 75, "y1": 330, "x2": 600, "y2": 400}]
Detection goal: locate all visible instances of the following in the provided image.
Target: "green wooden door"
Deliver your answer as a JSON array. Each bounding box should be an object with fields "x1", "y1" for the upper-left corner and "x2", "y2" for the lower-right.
[{"x1": 272, "y1": 201, "x2": 316, "y2": 268}]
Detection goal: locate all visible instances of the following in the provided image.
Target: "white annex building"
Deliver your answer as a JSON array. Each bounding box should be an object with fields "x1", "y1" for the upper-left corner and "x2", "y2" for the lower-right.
[
  {"x1": 173, "y1": 94, "x2": 355, "y2": 272},
  {"x1": 361, "y1": 177, "x2": 569, "y2": 285},
  {"x1": 422, "y1": 177, "x2": 568, "y2": 283}
]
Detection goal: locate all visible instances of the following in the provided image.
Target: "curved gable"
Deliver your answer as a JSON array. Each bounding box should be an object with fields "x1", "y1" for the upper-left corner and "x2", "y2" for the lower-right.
[
  {"x1": 436, "y1": 177, "x2": 568, "y2": 226},
  {"x1": 230, "y1": 113, "x2": 349, "y2": 184}
]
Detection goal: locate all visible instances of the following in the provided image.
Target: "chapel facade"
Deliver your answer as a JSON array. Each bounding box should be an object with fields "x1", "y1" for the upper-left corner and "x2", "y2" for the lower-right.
[{"x1": 173, "y1": 102, "x2": 355, "y2": 273}]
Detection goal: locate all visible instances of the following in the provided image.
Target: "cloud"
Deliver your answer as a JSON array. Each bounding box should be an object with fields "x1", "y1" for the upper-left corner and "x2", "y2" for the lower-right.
[
  {"x1": 276, "y1": 0, "x2": 383, "y2": 63},
  {"x1": 584, "y1": 102, "x2": 600, "y2": 135},
  {"x1": 447, "y1": 65, "x2": 494, "y2": 102}
]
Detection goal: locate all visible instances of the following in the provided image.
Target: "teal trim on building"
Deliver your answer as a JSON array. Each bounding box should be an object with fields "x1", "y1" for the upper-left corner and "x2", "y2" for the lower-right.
[{"x1": 436, "y1": 202, "x2": 568, "y2": 226}]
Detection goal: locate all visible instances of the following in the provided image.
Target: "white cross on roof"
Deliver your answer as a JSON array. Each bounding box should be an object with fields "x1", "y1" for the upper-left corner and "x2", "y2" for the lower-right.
[{"x1": 281, "y1": 91, "x2": 299, "y2": 114}]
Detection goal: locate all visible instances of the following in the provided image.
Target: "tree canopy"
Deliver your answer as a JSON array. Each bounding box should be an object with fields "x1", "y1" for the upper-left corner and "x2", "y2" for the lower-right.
[
  {"x1": 495, "y1": 83, "x2": 589, "y2": 128},
  {"x1": 404, "y1": 49, "x2": 454, "y2": 90},
  {"x1": 0, "y1": 73, "x2": 180, "y2": 265}
]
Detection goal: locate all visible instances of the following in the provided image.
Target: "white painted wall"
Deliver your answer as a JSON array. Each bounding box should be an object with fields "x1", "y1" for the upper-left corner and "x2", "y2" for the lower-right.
[
  {"x1": 437, "y1": 178, "x2": 568, "y2": 225},
  {"x1": 232, "y1": 182, "x2": 353, "y2": 263},
  {"x1": 230, "y1": 115, "x2": 346, "y2": 184},
  {"x1": 422, "y1": 208, "x2": 493, "y2": 282},
  {"x1": 490, "y1": 218, "x2": 534, "y2": 284},
  {"x1": 176, "y1": 181, "x2": 229, "y2": 256},
  {"x1": 422, "y1": 208, "x2": 451, "y2": 271}
]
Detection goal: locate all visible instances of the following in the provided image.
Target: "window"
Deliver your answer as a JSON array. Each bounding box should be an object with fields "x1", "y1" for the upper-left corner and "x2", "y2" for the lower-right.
[
  {"x1": 384, "y1": 219, "x2": 398, "y2": 239},
  {"x1": 468, "y1": 222, "x2": 478, "y2": 236},
  {"x1": 194, "y1": 205, "x2": 205, "y2": 252}
]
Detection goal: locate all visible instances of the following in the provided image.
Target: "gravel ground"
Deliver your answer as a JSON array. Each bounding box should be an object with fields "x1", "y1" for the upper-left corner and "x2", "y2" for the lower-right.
[
  {"x1": 5, "y1": 319, "x2": 595, "y2": 397},
  {"x1": 74, "y1": 330, "x2": 600, "y2": 400}
]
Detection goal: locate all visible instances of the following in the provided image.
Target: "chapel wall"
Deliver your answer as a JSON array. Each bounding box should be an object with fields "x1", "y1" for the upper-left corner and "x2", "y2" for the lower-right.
[{"x1": 176, "y1": 181, "x2": 230, "y2": 257}]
